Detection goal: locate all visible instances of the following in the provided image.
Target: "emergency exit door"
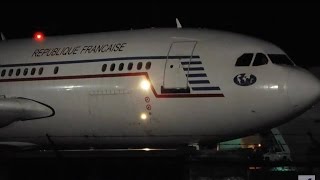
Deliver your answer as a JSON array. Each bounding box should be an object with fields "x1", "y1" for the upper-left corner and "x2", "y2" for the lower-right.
[{"x1": 162, "y1": 41, "x2": 197, "y2": 93}]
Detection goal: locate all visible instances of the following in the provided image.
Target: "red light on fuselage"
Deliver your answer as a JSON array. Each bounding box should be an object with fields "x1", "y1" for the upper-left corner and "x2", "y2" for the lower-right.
[{"x1": 34, "y1": 32, "x2": 44, "y2": 41}]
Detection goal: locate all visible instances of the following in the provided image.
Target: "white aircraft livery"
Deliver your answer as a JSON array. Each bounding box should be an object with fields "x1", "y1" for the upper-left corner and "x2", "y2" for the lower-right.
[{"x1": 0, "y1": 28, "x2": 319, "y2": 150}]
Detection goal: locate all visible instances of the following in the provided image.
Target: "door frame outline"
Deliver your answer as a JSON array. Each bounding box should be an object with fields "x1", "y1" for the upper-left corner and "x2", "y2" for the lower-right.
[{"x1": 162, "y1": 41, "x2": 198, "y2": 90}]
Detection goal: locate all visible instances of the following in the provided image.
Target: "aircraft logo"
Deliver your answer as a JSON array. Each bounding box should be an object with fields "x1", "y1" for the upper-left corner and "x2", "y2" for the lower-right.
[{"x1": 234, "y1": 73, "x2": 257, "y2": 86}]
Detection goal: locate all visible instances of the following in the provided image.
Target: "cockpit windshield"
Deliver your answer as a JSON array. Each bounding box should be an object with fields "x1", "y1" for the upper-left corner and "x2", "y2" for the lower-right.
[
  {"x1": 268, "y1": 54, "x2": 295, "y2": 66},
  {"x1": 235, "y1": 53, "x2": 253, "y2": 66},
  {"x1": 253, "y1": 53, "x2": 268, "y2": 66}
]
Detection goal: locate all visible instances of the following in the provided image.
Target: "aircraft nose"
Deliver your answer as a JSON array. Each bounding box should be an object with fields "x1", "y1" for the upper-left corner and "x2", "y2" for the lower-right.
[{"x1": 288, "y1": 68, "x2": 320, "y2": 111}]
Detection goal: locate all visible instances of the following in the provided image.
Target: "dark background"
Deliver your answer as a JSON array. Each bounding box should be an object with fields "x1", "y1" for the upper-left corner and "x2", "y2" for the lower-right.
[
  {"x1": 0, "y1": 3, "x2": 319, "y2": 179},
  {"x1": 0, "y1": 3, "x2": 319, "y2": 67}
]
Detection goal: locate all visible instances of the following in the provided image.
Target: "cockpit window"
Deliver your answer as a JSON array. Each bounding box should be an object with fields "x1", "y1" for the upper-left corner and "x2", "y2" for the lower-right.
[
  {"x1": 235, "y1": 53, "x2": 253, "y2": 66},
  {"x1": 253, "y1": 53, "x2": 268, "y2": 66},
  {"x1": 268, "y1": 54, "x2": 294, "y2": 66}
]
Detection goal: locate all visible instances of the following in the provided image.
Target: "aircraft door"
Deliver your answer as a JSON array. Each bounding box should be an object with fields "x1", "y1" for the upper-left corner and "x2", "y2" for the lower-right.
[{"x1": 162, "y1": 41, "x2": 197, "y2": 93}]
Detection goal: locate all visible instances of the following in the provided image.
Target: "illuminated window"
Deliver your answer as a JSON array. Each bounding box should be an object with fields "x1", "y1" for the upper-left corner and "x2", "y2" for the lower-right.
[
  {"x1": 253, "y1": 53, "x2": 268, "y2": 66},
  {"x1": 54, "y1": 67, "x2": 59, "y2": 74},
  {"x1": 8, "y1": 69, "x2": 13, "y2": 76},
  {"x1": 1, "y1": 69, "x2": 6, "y2": 77},
  {"x1": 119, "y1": 63, "x2": 124, "y2": 71},
  {"x1": 23, "y1": 68, "x2": 28, "y2": 76},
  {"x1": 31, "y1": 68, "x2": 36, "y2": 75},
  {"x1": 102, "y1": 64, "x2": 107, "y2": 72},
  {"x1": 235, "y1": 53, "x2": 253, "y2": 66},
  {"x1": 110, "y1": 63, "x2": 115, "y2": 71},
  {"x1": 146, "y1": 62, "x2": 151, "y2": 70},
  {"x1": 128, "y1": 62, "x2": 133, "y2": 70},
  {"x1": 137, "y1": 62, "x2": 143, "y2": 70},
  {"x1": 16, "y1": 69, "x2": 21, "y2": 76},
  {"x1": 38, "y1": 67, "x2": 43, "y2": 75}
]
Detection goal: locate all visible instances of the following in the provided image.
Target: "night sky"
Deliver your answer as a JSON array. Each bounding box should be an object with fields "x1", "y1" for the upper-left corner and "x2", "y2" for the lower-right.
[{"x1": 0, "y1": 3, "x2": 319, "y2": 67}]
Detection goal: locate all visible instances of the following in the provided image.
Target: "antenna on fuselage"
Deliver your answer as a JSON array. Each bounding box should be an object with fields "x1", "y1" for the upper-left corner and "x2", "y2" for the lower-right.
[
  {"x1": 176, "y1": 18, "x2": 182, "y2": 29},
  {"x1": 1, "y1": 32, "x2": 6, "y2": 41}
]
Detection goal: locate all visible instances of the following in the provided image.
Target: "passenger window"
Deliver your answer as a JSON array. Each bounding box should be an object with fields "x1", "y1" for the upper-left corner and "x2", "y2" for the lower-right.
[
  {"x1": 253, "y1": 53, "x2": 268, "y2": 66},
  {"x1": 146, "y1": 62, "x2": 151, "y2": 70},
  {"x1": 102, "y1": 64, "x2": 107, "y2": 72},
  {"x1": 119, "y1": 63, "x2": 124, "y2": 71},
  {"x1": 16, "y1": 69, "x2": 21, "y2": 76},
  {"x1": 235, "y1": 53, "x2": 253, "y2": 66},
  {"x1": 31, "y1": 68, "x2": 36, "y2": 75},
  {"x1": 110, "y1": 63, "x2": 115, "y2": 71},
  {"x1": 54, "y1": 67, "x2": 59, "y2": 74},
  {"x1": 9, "y1": 69, "x2": 13, "y2": 76},
  {"x1": 137, "y1": 62, "x2": 143, "y2": 70},
  {"x1": 1, "y1": 69, "x2": 6, "y2": 77},
  {"x1": 38, "y1": 67, "x2": 43, "y2": 75},
  {"x1": 128, "y1": 62, "x2": 133, "y2": 71},
  {"x1": 23, "y1": 68, "x2": 28, "y2": 76}
]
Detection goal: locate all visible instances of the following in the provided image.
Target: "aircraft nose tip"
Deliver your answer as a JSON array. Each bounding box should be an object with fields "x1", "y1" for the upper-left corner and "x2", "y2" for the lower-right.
[{"x1": 288, "y1": 69, "x2": 320, "y2": 111}]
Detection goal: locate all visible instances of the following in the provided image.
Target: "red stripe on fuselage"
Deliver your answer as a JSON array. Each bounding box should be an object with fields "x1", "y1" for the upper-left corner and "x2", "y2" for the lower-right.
[{"x1": 0, "y1": 72, "x2": 224, "y2": 98}]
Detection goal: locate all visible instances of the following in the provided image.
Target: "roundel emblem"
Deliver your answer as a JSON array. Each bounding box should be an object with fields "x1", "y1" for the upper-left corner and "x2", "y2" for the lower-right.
[
  {"x1": 146, "y1": 104, "x2": 152, "y2": 110},
  {"x1": 233, "y1": 73, "x2": 257, "y2": 86}
]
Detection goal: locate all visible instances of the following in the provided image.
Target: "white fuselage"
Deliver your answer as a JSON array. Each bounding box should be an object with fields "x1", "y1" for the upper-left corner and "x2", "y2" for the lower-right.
[{"x1": 0, "y1": 29, "x2": 319, "y2": 149}]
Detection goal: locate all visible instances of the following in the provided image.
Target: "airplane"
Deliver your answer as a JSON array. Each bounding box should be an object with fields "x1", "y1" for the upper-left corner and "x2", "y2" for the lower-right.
[{"x1": 0, "y1": 27, "x2": 320, "y2": 152}]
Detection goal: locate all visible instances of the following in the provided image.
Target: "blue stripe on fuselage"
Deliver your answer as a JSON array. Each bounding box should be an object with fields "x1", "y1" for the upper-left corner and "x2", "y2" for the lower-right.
[
  {"x1": 188, "y1": 80, "x2": 210, "y2": 84},
  {"x1": 183, "y1": 67, "x2": 204, "y2": 71},
  {"x1": 192, "y1": 87, "x2": 221, "y2": 91},
  {"x1": 186, "y1": 73, "x2": 207, "y2": 77},
  {"x1": 181, "y1": 61, "x2": 202, "y2": 65},
  {"x1": 0, "y1": 55, "x2": 200, "y2": 68}
]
